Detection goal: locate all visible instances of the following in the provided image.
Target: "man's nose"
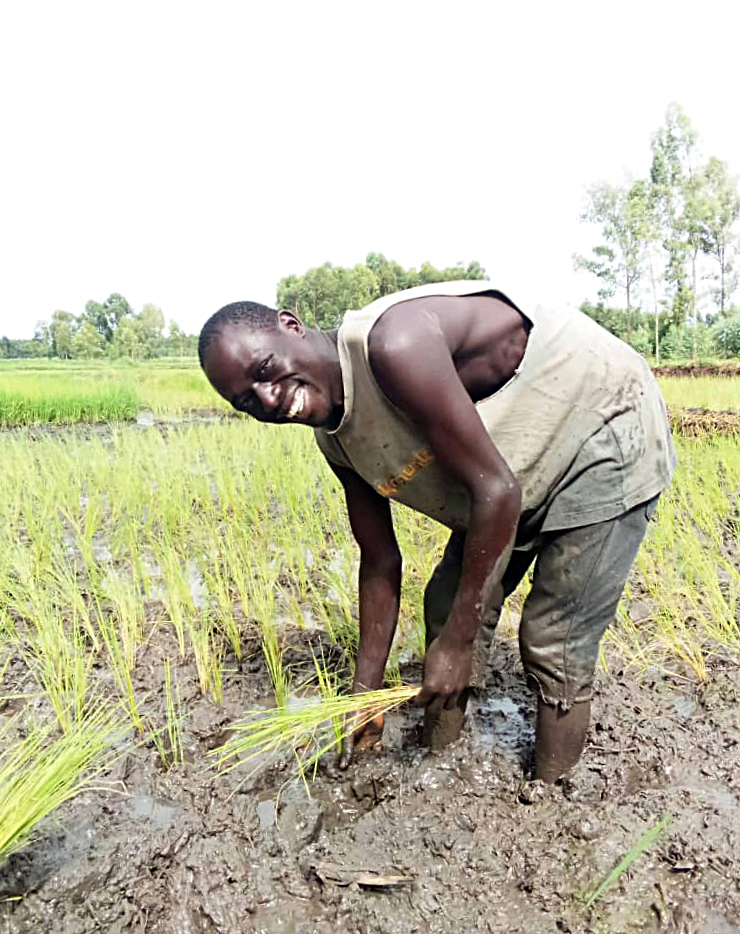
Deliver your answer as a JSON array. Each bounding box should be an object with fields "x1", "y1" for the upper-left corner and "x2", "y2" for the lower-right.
[{"x1": 254, "y1": 381, "x2": 280, "y2": 412}]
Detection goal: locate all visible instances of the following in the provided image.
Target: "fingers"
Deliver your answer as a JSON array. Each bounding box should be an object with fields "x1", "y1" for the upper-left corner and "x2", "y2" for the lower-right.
[
  {"x1": 414, "y1": 685, "x2": 434, "y2": 707},
  {"x1": 415, "y1": 686, "x2": 457, "y2": 711},
  {"x1": 338, "y1": 713, "x2": 384, "y2": 769}
]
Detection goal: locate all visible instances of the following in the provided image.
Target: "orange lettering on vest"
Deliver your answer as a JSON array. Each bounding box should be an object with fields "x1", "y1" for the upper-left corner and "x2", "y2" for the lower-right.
[{"x1": 376, "y1": 451, "x2": 435, "y2": 498}]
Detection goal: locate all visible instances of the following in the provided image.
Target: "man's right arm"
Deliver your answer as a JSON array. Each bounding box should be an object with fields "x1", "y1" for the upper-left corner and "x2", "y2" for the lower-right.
[{"x1": 329, "y1": 463, "x2": 403, "y2": 694}]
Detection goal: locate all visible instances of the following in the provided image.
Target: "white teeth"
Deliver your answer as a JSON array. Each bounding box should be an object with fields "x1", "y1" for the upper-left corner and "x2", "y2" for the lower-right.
[{"x1": 287, "y1": 386, "x2": 305, "y2": 419}]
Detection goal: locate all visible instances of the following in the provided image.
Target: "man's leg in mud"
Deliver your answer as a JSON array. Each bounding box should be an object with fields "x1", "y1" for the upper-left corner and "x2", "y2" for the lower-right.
[
  {"x1": 535, "y1": 697, "x2": 591, "y2": 784},
  {"x1": 422, "y1": 532, "x2": 534, "y2": 749},
  {"x1": 519, "y1": 497, "x2": 658, "y2": 783}
]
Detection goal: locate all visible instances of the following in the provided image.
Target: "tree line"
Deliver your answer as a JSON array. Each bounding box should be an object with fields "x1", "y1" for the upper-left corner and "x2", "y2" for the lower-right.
[
  {"x1": 575, "y1": 103, "x2": 740, "y2": 361},
  {"x1": 277, "y1": 253, "x2": 487, "y2": 329},
  {"x1": 0, "y1": 294, "x2": 197, "y2": 360}
]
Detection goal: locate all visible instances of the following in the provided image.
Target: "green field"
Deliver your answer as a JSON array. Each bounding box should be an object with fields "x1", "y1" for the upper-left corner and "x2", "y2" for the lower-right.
[
  {"x1": 0, "y1": 363, "x2": 739, "y2": 862},
  {"x1": 0, "y1": 359, "x2": 228, "y2": 424},
  {"x1": 658, "y1": 375, "x2": 740, "y2": 412}
]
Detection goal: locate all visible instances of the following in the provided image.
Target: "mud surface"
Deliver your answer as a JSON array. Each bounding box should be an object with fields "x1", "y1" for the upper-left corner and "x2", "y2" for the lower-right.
[
  {"x1": 1, "y1": 408, "x2": 236, "y2": 440},
  {"x1": 2, "y1": 631, "x2": 739, "y2": 934}
]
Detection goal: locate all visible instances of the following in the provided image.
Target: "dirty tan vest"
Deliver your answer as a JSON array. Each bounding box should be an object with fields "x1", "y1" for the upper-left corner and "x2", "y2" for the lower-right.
[{"x1": 314, "y1": 281, "x2": 676, "y2": 540}]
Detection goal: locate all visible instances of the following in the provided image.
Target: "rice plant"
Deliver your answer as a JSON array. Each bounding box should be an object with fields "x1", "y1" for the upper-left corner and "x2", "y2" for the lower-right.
[
  {"x1": 0, "y1": 705, "x2": 127, "y2": 864},
  {"x1": 210, "y1": 684, "x2": 419, "y2": 785},
  {"x1": 585, "y1": 815, "x2": 670, "y2": 910}
]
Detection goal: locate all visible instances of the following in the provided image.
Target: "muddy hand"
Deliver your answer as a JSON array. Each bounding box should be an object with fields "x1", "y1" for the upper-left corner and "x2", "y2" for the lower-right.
[
  {"x1": 415, "y1": 632, "x2": 473, "y2": 714},
  {"x1": 338, "y1": 710, "x2": 384, "y2": 770}
]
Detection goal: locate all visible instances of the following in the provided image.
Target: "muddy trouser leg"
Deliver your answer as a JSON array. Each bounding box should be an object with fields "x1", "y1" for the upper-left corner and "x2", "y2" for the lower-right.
[
  {"x1": 422, "y1": 532, "x2": 535, "y2": 749},
  {"x1": 519, "y1": 496, "x2": 658, "y2": 779}
]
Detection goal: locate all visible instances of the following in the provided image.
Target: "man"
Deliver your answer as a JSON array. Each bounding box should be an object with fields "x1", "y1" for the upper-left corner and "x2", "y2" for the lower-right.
[{"x1": 199, "y1": 281, "x2": 676, "y2": 783}]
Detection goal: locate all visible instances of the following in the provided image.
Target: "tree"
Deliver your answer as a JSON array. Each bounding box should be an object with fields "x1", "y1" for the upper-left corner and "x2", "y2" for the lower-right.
[
  {"x1": 137, "y1": 303, "x2": 165, "y2": 356},
  {"x1": 169, "y1": 320, "x2": 186, "y2": 358},
  {"x1": 72, "y1": 322, "x2": 105, "y2": 359},
  {"x1": 33, "y1": 321, "x2": 52, "y2": 357},
  {"x1": 574, "y1": 180, "x2": 648, "y2": 343},
  {"x1": 698, "y1": 157, "x2": 740, "y2": 315},
  {"x1": 82, "y1": 293, "x2": 132, "y2": 344},
  {"x1": 277, "y1": 254, "x2": 486, "y2": 329},
  {"x1": 49, "y1": 310, "x2": 76, "y2": 359},
  {"x1": 649, "y1": 104, "x2": 699, "y2": 330},
  {"x1": 113, "y1": 317, "x2": 146, "y2": 360}
]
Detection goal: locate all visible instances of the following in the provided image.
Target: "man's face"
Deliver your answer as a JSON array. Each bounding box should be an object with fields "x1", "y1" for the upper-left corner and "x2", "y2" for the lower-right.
[{"x1": 203, "y1": 316, "x2": 338, "y2": 428}]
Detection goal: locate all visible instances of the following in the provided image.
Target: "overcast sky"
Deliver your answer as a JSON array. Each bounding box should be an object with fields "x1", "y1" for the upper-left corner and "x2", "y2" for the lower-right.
[{"x1": 1, "y1": 0, "x2": 738, "y2": 339}]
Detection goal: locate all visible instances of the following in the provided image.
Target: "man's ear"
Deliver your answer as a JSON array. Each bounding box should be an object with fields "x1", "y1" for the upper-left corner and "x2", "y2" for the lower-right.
[{"x1": 278, "y1": 310, "x2": 306, "y2": 336}]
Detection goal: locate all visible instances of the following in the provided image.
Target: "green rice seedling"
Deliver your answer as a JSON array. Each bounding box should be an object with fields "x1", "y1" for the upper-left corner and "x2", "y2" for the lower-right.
[
  {"x1": 158, "y1": 541, "x2": 196, "y2": 656},
  {"x1": 101, "y1": 572, "x2": 144, "y2": 674},
  {"x1": 201, "y1": 554, "x2": 242, "y2": 660},
  {"x1": 585, "y1": 815, "x2": 670, "y2": 910},
  {"x1": 0, "y1": 377, "x2": 137, "y2": 426},
  {"x1": 22, "y1": 595, "x2": 92, "y2": 733},
  {"x1": 146, "y1": 659, "x2": 185, "y2": 770},
  {"x1": 163, "y1": 659, "x2": 184, "y2": 767},
  {"x1": 0, "y1": 704, "x2": 127, "y2": 864},
  {"x1": 211, "y1": 684, "x2": 419, "y2": 787},
  {"x1": 261, "y1": 616, "x2": 291, "y2": 710},
  {"x1": 93, "y1": 601, "x2": 145, "y2": 733},
  {"x1": 187, "y1": 613, "x2": 224, "y2": 703}
]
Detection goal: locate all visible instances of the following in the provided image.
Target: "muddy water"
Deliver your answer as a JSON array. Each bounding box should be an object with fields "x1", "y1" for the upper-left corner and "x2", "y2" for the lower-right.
[{"x1": 2, "y1": 636, "x2": 739, "y2": 934}]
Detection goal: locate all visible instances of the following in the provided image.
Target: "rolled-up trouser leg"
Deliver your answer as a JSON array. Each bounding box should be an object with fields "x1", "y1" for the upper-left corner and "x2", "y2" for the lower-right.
[
  {"x1": 422, "y1": 531, "x2": 534, "y2": 748},
  {"x1": 519, "y1": 496, "x2": 657, "y2": 711}
]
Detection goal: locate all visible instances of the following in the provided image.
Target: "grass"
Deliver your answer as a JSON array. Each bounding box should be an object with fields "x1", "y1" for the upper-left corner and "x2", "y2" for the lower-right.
[
  {"x1": 607, "y1": 435, "x2": 740, "y2": 682},
  {"x1": 0, "y1": 705, "x2": 126, "y2": 864},
  {"x1": 585, "y1": 815, "x2": 670, "y2": 910},
  {"x1": 210, "y1": 684, "x2": 419, "y2": 786},
  {"x1": 658, "y1": 375, "x2": 740, "y2": 412},
  {"x1": 0, "y1": 360, "x2": 229, "y2": 425},
  {"x1": 0, "y1": 363, "x2": 738, "y2": 850},
  {"x1": 0, "y1": 377, "x2": 137, "y2": 426}
]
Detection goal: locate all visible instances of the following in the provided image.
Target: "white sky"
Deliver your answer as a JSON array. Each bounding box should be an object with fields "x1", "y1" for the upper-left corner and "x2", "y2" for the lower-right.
[{"x1": 1, "y1": 0, "x2": 738, "y2": 339}]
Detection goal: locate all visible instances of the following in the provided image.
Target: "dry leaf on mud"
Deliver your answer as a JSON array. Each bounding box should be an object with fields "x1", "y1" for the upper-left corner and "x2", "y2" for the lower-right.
[{"x1": 311, "y1": 861, "x2": 413, "y2": 887}]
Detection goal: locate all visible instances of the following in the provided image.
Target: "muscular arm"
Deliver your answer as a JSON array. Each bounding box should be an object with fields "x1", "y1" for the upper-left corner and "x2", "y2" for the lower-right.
[
  {"x1": 329, "y1": 462, "x2": 402, "y2": 692},
  {"x1": 368, "y1": 307, "x2": 522, "y2": 709}
]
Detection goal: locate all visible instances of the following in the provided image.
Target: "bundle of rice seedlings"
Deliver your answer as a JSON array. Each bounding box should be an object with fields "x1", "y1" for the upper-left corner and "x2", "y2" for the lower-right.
[
  {"x1": 210, "y1": 683, "x2": 419, "y2": 787},
  {"x1": 0, "y1": 705, "x2": 127, "y2": 864}
]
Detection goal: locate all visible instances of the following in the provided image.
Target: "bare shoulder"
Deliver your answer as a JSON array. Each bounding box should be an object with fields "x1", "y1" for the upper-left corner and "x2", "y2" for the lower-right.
[{"x1": 368, "y1": 295, "x2": 465, "y2": 363}]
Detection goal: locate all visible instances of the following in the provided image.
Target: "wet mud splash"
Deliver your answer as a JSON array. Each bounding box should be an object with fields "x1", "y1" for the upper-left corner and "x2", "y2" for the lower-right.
[{"x1": 2, "y1": 638, "x2": 739, "y2": 934}]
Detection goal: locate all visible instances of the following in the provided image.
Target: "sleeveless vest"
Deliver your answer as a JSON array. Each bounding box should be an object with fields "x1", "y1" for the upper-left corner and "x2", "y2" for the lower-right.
[{"x1": 315, "y1": 281, "x2": 676, "y2": 538}]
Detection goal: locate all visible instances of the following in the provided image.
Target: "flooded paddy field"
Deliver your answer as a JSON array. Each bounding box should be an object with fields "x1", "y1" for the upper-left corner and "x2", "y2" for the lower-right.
[{"x1": 0, "y1": 396, "x2": 739, "y2": 932}]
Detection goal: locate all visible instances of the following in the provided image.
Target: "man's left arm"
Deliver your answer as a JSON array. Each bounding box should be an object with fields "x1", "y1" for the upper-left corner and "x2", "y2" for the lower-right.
[{"x1": 369, "y1": 323, "x2": 521, "y2": 713}]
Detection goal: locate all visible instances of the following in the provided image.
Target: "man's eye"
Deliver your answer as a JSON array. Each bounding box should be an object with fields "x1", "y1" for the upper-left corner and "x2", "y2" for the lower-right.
[{"x1": 258, "y1": 356, "x2": 272, "y2": 378}]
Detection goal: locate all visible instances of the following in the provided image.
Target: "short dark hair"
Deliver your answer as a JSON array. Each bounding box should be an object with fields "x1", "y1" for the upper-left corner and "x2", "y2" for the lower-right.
[{"x1": 198, "y1": 301, "x2": 279, "y2": 367}]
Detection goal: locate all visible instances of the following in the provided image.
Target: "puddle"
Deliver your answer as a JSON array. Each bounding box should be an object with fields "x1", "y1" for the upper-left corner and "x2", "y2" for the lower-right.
[
  {"x1": 256, "y1": 796, "x2": 277, "y2": 830},
  {"x1": 673, "y1": 696, "x2": 697, "y2": 718},
  {"x1": 185, "y1": 560, "x2": 207, "y2": 609},
  {"x1": 125, "y1": 793, "x2": 180, "y2": 827},
  {"x1": 90, "y1": 538, "x2": 112, "y2": 563},
  {"x1": 473, "y1": 695, "x2": 533, "y2": 754},
  {"x1": 135, "y1": 410, "x2": 155, "y2": 427}
]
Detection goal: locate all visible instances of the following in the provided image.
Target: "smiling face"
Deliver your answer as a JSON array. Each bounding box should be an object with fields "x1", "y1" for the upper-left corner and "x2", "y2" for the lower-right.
[{"x1": 202, "y1": 313, "x2": 343, "y2": 429}]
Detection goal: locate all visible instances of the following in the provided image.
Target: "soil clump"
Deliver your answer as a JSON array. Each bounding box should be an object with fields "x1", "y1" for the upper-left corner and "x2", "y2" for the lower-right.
[{"x1": 653, "y1": 363, "x2": 740, "y2": 378}]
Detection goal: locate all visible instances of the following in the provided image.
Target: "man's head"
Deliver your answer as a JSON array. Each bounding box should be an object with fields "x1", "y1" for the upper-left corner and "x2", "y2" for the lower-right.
[{"x1": 199, "y1": 301, "x2": 343, "y2": 429}]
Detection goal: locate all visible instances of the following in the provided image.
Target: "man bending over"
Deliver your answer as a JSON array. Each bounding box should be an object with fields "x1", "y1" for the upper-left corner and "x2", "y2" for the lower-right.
[{"x1": 199, "y1": 281, "x2": 676, "y2": 783}]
